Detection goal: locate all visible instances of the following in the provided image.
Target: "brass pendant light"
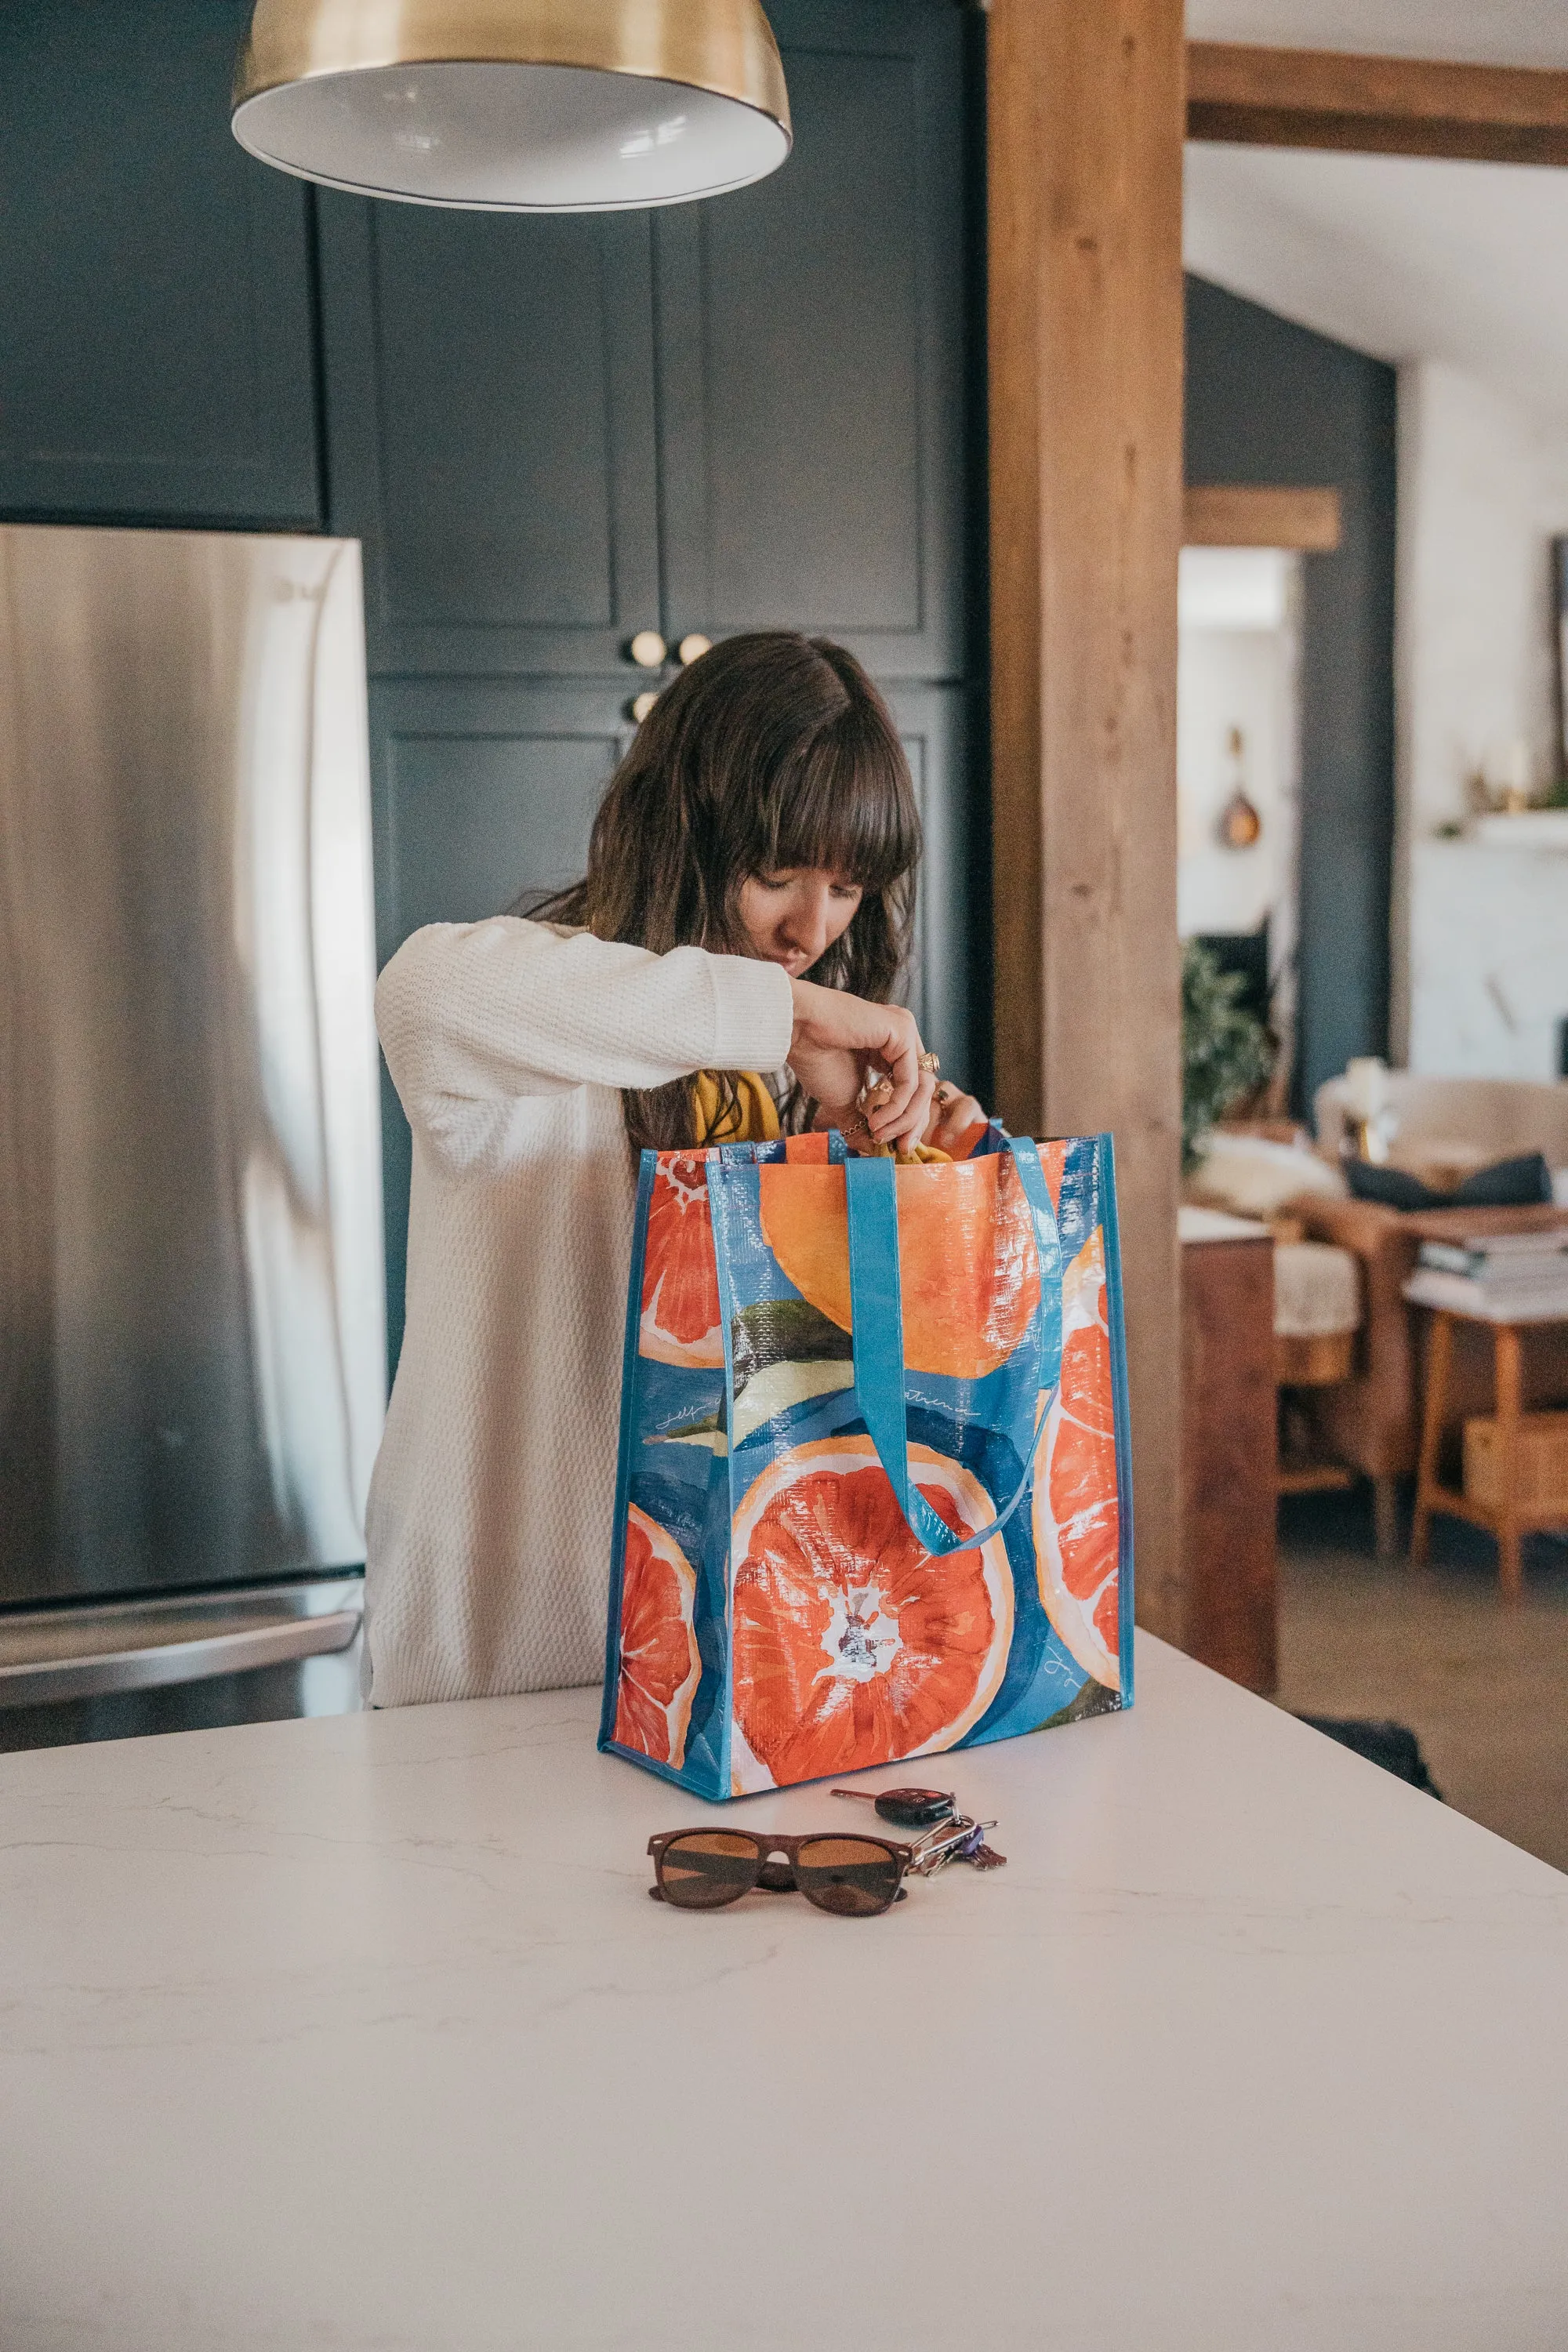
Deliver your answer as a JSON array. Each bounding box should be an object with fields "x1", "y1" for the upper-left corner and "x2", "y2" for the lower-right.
[{"x1": 232, "y1": 0, "x2": 792, "y2": 212}]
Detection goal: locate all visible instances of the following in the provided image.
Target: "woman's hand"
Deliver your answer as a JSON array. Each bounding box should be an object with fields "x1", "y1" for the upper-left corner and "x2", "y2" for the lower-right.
[
  {"x1": 924, "y1": 1085, "x2": 989, "y2": 1159},
  {"x1": 787, "y1": 978, "x2": 937, "y2": 1153}
]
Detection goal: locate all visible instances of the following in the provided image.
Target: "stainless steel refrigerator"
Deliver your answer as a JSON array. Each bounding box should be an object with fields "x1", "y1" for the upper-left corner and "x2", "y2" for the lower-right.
[{"x1": 0, "y1": 524, "x2": 386, "y2": 1742}]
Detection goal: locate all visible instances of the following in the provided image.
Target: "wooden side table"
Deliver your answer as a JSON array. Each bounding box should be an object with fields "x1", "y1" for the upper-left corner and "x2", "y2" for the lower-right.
[
  {"x1": 1178, "y1": 1208, "x2": 1277, "y2": 1693},
  {"x1": 1408, "y1": 1298, "x2": 1568, "y2": 1599}
]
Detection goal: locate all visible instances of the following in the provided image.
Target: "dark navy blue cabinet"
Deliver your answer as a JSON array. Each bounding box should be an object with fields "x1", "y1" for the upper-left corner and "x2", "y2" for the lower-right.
[
  {"x1": 320, "y1": 1, "x2": 985, "y2": 1356},
  {"x1": 3, "y1": 0, "x2": 984, "y2": 1370},
  {"x1": 655, "y1": 3, "x2": 970, "y2": 682},
  {"x1": 317, "y1": 201, "x2": 663, "y2": 677},
  {"x1": 0, "y1": 1, "x2": 321, "y2": 528},
  {"x1": 320, "y1": 0, "x2": 970, "y2": 681}
]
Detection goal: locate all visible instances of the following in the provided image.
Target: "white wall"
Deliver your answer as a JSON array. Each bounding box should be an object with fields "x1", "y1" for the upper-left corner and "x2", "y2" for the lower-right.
[
  {"x1": 1409, "y1": 839, "x2": 1568, "y2": 1080},
  {"x1": 1393, "y1": 360, "x2": 1568, "y2": 1075},
  {"x1": 1177, "y1": 547, "x2": 1301, "y2": 1051}
]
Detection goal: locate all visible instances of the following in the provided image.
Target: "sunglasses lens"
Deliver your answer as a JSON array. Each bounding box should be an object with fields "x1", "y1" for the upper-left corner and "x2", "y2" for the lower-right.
[
  {"x1": 794, "y1": 1837, "x2": 902, "y2": 1917},
  {"x1": 659, "y1": 1832, "x2": 761, "y2": 1909}
]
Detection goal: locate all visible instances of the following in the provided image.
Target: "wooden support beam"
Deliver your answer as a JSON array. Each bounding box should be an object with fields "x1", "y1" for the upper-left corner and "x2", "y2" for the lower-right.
[
  {"x1": 1188, "y1": 42, "x2": 1568, "y2": 167},
  {"x1": 1183, "y1": 485, "x2": 1343, "y2": 551},
  {"x1": 989, "y1": 0, "x2": 1186, "y2": 1644}
]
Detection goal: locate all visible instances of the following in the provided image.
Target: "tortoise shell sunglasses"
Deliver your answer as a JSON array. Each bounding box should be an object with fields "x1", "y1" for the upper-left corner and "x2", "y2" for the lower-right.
[{"x1": 648, "y1": 1828, "x2": 913, "y2": 1917}]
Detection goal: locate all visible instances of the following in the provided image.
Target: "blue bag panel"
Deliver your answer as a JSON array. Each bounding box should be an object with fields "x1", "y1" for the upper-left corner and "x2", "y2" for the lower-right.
[
  {"x1": 601, "y1": 1147, "x2": 730, "y2": 1800},
  {"x1": 1014, "y1": 1135, "x2": 1131, "y2": 1718},
  {"x1": 599, "y1": 1151, "x2": 659, "y2": 1757},
  {"x1": 1098, "y1": 1135, "x2": 1137, "y2": 1704}
]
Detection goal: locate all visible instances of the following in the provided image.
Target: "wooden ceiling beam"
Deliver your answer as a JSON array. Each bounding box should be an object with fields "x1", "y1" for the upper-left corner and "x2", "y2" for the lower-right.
[
  {"x1": 1188, "y1": 42, "x2": 1568, "y2": 167},
  {"x1": 1183, "y1": 485, "x2": 1343, "y2": 552}
]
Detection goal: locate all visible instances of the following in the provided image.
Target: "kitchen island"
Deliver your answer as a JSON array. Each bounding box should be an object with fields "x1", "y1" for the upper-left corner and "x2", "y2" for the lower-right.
[{"x1": 3, "y1": 1633, "x2": 1566, "y2": 2350}]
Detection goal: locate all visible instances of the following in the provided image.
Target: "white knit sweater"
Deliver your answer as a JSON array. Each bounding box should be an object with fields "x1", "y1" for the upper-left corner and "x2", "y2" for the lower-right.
[{"x1": 365, "y1": 918, "x2": 796, "y2": 1707}]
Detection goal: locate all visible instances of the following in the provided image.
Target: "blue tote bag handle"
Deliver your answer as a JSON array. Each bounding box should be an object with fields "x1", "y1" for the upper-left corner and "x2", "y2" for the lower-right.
[{"x1": 844, "y1": 1139, "x2": 1064, "y2": 1556}]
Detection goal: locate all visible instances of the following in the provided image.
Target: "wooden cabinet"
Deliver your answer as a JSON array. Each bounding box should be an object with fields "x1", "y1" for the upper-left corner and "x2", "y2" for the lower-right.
[
  {"x1": 0, "y1": 0, "x2": 320, "y2": 527},
  {"x1": 1180, "y1": 1219, "x2": 1279, "y2": 1694}
]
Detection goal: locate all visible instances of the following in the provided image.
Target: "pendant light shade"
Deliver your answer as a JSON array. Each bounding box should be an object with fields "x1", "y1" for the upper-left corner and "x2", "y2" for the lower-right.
[{"x1": 232, "y1": 0, "x2": 791, "y2": 212}]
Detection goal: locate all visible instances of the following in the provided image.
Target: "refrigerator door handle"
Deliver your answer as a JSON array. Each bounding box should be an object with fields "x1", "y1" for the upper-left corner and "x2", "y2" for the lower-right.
[{"x1": 0, "y1": 1608, "x2": 361, "y2": 1708}]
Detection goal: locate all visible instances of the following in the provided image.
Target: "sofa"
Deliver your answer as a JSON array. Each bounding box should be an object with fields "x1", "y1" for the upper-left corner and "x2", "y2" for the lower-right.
[{"x1": 1314, "y1": 1073, "x2": 1568, "y2": 1186}]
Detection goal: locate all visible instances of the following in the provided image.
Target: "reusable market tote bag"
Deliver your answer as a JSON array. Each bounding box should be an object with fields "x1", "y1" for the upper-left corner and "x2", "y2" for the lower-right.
[{"x1": 599, "y1": 1127, "x2": 1133, "y2": 1796}]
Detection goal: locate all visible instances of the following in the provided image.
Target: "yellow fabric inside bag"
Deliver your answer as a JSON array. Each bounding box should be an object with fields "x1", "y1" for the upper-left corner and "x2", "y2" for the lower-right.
[{"x1": 691, "y1": 1069, "x2": 948, "y2": 1162}]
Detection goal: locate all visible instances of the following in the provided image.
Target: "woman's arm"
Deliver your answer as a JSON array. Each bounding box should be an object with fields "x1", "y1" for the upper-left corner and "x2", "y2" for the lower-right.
[{"x1": 378, "y1": 918, "x2": 793, "y2": 1148}]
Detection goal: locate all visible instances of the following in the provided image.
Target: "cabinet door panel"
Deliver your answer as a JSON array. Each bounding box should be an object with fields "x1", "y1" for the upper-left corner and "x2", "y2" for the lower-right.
[
  {"x1": 655, "y1": 0, "x2": 971, "y2": 679},
  {"x1": 372, "y1": 677, "x2": 633, "y2": 955},
  {"x1": 0, "y1": 0, "x2": 319, "y2": 525},
  {"x1": 321, "y1": 199, "x2": 661, "y2": 677},
  {"x1": 884, "y1": 683, "x2": 983, "y2": 1094}
]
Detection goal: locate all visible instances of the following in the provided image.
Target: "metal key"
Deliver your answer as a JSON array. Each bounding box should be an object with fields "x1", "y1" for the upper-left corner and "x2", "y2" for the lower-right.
[
  {"x1": 953, "y1": 1820, "x2": 1007, "y2": 1870},
  {"x1": 909, "y1": 1815, "x2": 998, "y2": 1875}
]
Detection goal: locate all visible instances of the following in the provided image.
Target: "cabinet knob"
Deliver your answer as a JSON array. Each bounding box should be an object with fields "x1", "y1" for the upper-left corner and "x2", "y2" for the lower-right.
[
  {"x1": 629, "y1": 689, "x2": 659, "y2": 724},
  {"x1": 628, "y1": 629, "x2": 667, "y2": 670},
  {"x1": 678, "y1": 633, "x2": 713, "y2": 666}
]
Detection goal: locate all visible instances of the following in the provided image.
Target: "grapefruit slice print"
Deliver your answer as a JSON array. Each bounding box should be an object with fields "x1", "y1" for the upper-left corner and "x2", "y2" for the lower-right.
[
  {"x1": 730, "y1": 1437, "x2": 1013, "y2": 1789},
  {"x1": 758, "y1": 1155, "x2": 1040, "y2": 1381},
  {"x1": 640, "y1": 1153, "x2": 724, "y2": 1367},
  {"x1": 1033, "y1": 1229, "x2": 1120, "y2": 1690},
  {"x1": 613, "y1": 1504, "x2": 702, "y2": 1769}
]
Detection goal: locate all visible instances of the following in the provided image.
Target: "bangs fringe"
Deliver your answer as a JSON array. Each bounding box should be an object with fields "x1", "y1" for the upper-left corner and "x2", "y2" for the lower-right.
[{"x1": 763, "y1": 708, "x2": 920, "y2": 891}]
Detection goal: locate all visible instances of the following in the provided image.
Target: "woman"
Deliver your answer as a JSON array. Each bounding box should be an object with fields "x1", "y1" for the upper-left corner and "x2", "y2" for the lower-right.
[{"x1": 365, "y1": 632, "x2": 987, "y2": 1706}]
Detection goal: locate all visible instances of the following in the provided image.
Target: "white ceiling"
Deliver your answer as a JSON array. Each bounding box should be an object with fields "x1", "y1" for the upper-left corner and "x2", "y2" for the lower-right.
[
  {"x1": 1186, "y1": 0, "x2": 1568, "y2": 71},
  {"x1": 1185, "y1": 147, "x2": 1568, "y2": 424},
  {"x1": 1183, "y1": 5, "x2": 1568, "y2": 425}
]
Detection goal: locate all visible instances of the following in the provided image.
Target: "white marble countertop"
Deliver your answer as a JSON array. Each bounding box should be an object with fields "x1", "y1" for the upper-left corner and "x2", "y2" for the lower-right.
[{"x1": 4, "y1": 1634, "x2": 1566, "y2": 2352}]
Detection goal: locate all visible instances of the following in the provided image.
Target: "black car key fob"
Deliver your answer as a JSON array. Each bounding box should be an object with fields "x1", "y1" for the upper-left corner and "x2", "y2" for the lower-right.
[{"x1": 831, "y1": 1784, "x2": 956, "y2": 1830}]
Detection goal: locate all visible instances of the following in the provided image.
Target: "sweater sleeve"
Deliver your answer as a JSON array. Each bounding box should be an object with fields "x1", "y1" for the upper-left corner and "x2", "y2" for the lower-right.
[{"x1": 376, "y1": 918, "x2": 795, "y2": 1161}]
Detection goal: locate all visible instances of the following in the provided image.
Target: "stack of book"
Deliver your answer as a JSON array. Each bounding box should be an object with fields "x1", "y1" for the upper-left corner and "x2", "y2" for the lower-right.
[{"x1": 1404, "y1": 1226, "x2": 1568, "y2": 1320}]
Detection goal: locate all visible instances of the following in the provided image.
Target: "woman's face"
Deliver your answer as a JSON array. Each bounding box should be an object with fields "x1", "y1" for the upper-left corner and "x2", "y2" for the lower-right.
[{"x1": 737, "y1": 867, "x2": 864, "y2": 979}]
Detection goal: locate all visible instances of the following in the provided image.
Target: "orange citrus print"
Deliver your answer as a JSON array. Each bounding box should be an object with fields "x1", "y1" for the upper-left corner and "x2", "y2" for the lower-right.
[
  {"x1": 1033, "y1": 1229, "x2": 1120, "y2": 1690},
  {"x1": 613, "y1": 1505, "x2": 702, "y2": 1769},
  {"x1": 640, "y1": 1154, "x2": 724, "y2": 1367},
  {"x1": 729, "y1": 1437, "x2": 1014, "y2": 1791},
  {"x1": 758, "y1": 1156, "x2": 1041, "y2": 1381}
]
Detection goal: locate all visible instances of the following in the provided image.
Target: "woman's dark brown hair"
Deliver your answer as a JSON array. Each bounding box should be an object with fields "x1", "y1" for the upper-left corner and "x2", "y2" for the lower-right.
[{"x1": 532, "y1": 630, "x2": 921, "y2": 1152}]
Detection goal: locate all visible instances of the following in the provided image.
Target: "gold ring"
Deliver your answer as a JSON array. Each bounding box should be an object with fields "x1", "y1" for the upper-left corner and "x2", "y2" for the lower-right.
[{"x1": 918, "y1": 1051, "x2": 941, "y2": 1073}]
